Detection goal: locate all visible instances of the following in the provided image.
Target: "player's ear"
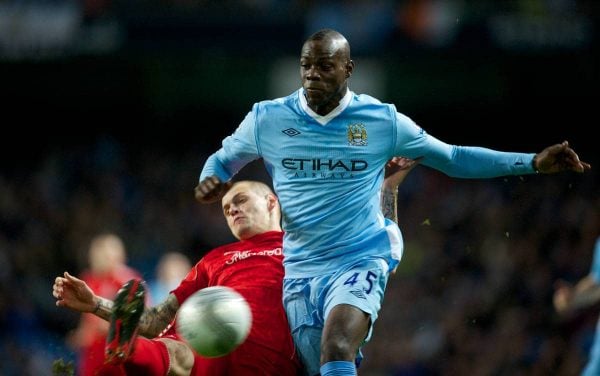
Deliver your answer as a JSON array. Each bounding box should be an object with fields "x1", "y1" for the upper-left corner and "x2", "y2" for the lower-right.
[
  {"x1": 266, "y1": 194, "x2": 278, "y2": 212},
  {"x1": 346, "y1": 60, "x2": 354, "y2": 78}
]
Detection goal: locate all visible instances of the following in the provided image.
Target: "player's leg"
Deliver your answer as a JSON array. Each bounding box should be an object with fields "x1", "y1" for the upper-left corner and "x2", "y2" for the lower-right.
[
  {"x1": 159, "y1": 338, "x2": 194, "y2": 376},
  {"x1": 104, "y1": 280, "x2": 195, "y2": 375},
  {"x1": 105, "y1": 279, "x2": 146, "y2": 363},
  {"x1": 283, "y1": 278, "x2": 323, "y2": 376},
  {"x1": 319, "y1": 258, "x2": 390, "y2": 376},
  {"x1": 321, "y1": 304, "x2": 369, "y2": 362},
  {"x1": 118, "y1": 338, "x2": 171, "y2": 376}
]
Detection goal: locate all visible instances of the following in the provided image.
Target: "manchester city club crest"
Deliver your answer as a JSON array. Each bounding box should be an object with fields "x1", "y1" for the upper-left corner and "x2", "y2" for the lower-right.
[{"x1": 347, "y1": 123, "x2": 368, "y2": 146}]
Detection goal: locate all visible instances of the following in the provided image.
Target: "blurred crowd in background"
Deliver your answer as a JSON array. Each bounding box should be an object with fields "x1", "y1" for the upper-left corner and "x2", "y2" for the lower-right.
[
  {"x1": 1, "y1": 0, "x2": 599, "y2": 375},
  {"x1": 0, "y1": 0, "x2": 597, "y2": 59}
]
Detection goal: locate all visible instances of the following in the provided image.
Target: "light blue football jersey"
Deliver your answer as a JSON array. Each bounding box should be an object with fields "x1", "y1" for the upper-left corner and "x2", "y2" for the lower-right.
[{"x1": 200, "y1": 89, "x2": 536, "y2": 277}]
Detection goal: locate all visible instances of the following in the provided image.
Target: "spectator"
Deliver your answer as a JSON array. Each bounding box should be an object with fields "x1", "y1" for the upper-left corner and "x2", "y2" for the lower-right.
[
  {"x1": 67, "y1": 233, "x2": 143, "y2": 376},
  {"x1": 147, "y1": 252, "x2": 192, "y2": 304}
]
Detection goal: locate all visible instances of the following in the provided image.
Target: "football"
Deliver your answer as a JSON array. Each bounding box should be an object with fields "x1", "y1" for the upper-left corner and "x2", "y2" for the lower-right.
[{"x1": 176, "y1": 286, "x2": 252, "y2": 358}]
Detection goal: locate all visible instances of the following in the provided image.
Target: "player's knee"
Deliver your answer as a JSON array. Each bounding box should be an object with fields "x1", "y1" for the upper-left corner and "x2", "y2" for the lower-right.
[
  {"x1": 163, "y1": 339, "x2": 194, "y2": 376},
  {"x1": 320, "y1": 336, "x2": 356, "y2": 362}
]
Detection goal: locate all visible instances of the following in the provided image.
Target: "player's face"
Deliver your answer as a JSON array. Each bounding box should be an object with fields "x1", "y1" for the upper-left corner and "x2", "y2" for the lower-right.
[
  {"x1": 222, "y1": 183, "x2": 273, "y2": 240},
  {"x1": 300, "y1": 39, "x2": 352, "y2": 115}
]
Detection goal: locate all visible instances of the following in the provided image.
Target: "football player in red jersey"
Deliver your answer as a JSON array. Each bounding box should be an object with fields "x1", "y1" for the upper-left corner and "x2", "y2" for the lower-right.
[{"x1": 54, "y1": 181, "x2": 300, "y2": 375}]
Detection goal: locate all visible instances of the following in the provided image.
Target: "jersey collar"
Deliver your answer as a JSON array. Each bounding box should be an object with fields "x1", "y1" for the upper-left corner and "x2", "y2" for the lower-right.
[{"x1": 299, "y1": 88, "x2": 352, "y2": 126}]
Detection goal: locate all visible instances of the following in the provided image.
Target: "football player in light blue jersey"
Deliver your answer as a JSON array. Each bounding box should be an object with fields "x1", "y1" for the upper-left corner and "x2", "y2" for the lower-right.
[
  {"x1": 554, "y1": 237, "x2": 600, "y2": 376},
  {"x1": 195, "y1": 29, "x2": 591, "y2": 376}
]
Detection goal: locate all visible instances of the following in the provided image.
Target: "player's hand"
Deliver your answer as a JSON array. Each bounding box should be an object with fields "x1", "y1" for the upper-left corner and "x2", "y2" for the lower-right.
[
  {"x1": 194, "y1": 176, "x2": 232, "y2": 204},
  {"x1": 383, "y1": 156, "x2": 421, "y2": 190},
  {"x1": 553, "y1": 279, "x2": 574, "y2": 316},
  {"x1": 534, "y1": 141, "x2": 591, "y2": 174},
  {"x1": 53, "y1": 271, "x2": 97, "y2": 313}
]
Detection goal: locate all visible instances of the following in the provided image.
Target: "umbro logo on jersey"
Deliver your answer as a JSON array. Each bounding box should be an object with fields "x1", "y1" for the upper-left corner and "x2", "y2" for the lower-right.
[{"x1": 282, "y1": 128, "x2": 301, "y2": 137}]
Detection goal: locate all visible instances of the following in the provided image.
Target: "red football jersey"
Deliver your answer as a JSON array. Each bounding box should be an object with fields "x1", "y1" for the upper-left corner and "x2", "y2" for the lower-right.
[{"x1": 171, "y1": 231, "x2": 298, "y2": 364}]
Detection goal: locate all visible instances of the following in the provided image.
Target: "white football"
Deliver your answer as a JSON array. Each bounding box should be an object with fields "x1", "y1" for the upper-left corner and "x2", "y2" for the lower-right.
[{"x1": 176, "y1": 286, "x2": 252, "y2": 358}]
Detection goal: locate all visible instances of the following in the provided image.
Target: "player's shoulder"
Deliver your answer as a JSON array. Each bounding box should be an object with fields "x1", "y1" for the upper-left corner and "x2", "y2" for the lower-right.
[
  {"x1": 254, "y1": 90, "x2": 300, "y2": 112},
  {"x1": 351, "y1": 92, "x2": 397, "y2": 114},
  {"x1": 352, "y1": 92, "x2": 416, "y2": 124},
  {"x1": 349, "y1": 92, "x2": 400, "y2": 123}
]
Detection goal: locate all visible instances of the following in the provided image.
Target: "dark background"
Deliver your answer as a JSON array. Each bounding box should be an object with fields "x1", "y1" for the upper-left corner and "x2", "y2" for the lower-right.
[
  {"x1": 0, "y1": 1, "x2": 598, "y2": 375},
  {"x1": 2, "y1": 1, "x2": 598, "y2": 168}
]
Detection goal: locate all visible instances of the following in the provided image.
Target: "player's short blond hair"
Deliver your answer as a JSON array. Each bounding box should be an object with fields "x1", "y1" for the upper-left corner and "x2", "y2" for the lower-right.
[{"x1": 228, "y1": 180, "x2": 280, "y2": 221}]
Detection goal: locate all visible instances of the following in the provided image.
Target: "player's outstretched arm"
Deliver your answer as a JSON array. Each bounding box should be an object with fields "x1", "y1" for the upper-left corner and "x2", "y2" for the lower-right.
[
  {"x1": 53, "y1": 271, "x2": 180, "y2": 337},
  {"x1": 381, "y1": 157, "x2": 421, "y2": 224},
  {"x1": 194, "y1": 176, "x2": 233, "y2": 204},
  {"x1": 534, "y1": 140, "x2": 591, "y2": 174}
]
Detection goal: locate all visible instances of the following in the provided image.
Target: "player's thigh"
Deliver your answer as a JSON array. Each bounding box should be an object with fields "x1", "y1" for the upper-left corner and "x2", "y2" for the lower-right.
[
  {"x1": 283, "y1": 277, "x2": 323, "y2": 376},
  {"x1": 160, "y1": 338, "x2": 194, "y2": 375},
  {"x1": 323, "y1": 258, "x2": 390, "y2": 343}
]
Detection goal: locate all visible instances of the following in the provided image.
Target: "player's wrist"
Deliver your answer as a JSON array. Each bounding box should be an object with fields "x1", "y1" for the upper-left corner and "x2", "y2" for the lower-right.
[
  {"x1": 92, "y1": 298, "x2": 101, "y2": 314},
  {"x1": 531, "y1": 155, "x2": 540, "y2": 173}
]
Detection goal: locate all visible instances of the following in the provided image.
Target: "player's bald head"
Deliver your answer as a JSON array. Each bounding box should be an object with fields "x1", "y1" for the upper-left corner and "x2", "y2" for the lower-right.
[{"x1": 303, "y1": 29, "x2": 351, "y2": 62}]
